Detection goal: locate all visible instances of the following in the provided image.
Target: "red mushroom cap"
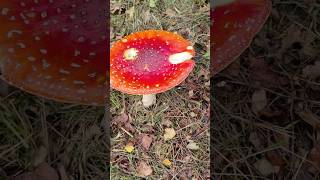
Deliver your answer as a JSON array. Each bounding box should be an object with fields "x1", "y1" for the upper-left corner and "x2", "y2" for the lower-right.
[
  {"x1": 110, "y1": 30, "x2": 195, "y2": 95},
  {"x1": 211, "y1": 0, "x2": 271, "y2": 75},
  {"x1": 0, "y1": 1, "x2": 106, "y2": 105}
]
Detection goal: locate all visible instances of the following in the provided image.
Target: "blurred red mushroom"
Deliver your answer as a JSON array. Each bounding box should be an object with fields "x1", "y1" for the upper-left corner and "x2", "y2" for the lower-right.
[
  {"x1": 110, "y1": 30, "x2": 195, "y2": 107},
  {"x1": 211, "y1": 0, "x2": 272, "y2": 75},
  {"x1": 0, "y1": 1, "x2": 106, "y2": 105}
]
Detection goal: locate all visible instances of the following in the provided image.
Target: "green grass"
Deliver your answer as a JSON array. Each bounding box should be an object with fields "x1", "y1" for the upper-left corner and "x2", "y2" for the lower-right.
[
  {"x1": 0, "y1": 90, "x2": 106, "y2": 179},
  {"x1": 110, "y1": 0, "x2": 210, "y2": 179},
  {"x1": 1, "y1": 0, "x2": 210, "y2": 179}
]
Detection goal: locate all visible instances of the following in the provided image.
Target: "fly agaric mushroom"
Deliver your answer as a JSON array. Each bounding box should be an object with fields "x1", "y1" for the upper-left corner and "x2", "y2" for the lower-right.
[
  {"x1": 211, "y1": 0, "x2": 271, "y2": 75},
  {"x1": 0, "y1": 1, "x2": 107, "y2": 105},
  {"x1": 110, "y1": 30, "x2": 195, "y2": 107}
]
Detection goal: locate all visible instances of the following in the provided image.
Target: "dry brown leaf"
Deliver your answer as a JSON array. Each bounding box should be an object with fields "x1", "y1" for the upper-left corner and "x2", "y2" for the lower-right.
[
  {"x1": 140, "y1": 134, "x2": 153, "y2": 151},
  {"x1": 14, "y1": 163, "x2": 59, "y2": 180},
  {"x1": 251, "y1": 89, "x2": 267, "y2": 115},
  {"x1": 33, "y1": 145, "x2": 48, "y2": 167},
  {"x1": 113, "y1": 113, "x2": 129, "y2": 124},
  {"x1": 266, "y1": 150, "x2": 285, "y2": 174},
  {"x1": 309, "y1": 140, "x2": 320, "y2": 170},
  {"x1": 297, "y1": 110, "x2": 320, "y2": 128},
  {"x1": 112, "y1": 113, "x2": 135, "y2": 133},
  {"x1": 302, "y1": 61, "x2": 320, "y2": 79},
  {"x1": 136, "y1": 161, "x2": 153, "y2": 177},
  {"x1": 253, "y1": 158, "x2": 275, "y2": 176},
  {"x1": 249, "y1": 132, "x2": 263, "y2": 150}
]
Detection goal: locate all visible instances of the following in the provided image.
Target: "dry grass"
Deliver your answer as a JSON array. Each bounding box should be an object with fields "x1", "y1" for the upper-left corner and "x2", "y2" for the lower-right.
[
  {"x1": 0, "y1": 89, "x2": 107, "y2": 179},
  {"x1": 110, "y1": 0, "x2": 210, "y2": 179},
  {"x1": 212, "y1": 0, "x2": 320, "y2": 179}
]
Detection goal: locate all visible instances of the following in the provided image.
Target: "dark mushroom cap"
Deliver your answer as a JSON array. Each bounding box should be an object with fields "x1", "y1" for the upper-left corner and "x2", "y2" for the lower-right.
[
  {"x1": 110, "y1": 30, "x2": 195, "y2": 95},
  {"x1": 211, "y1": 0, "x2": 271, "y2": 75},
  {"x1": 0, "y1": 1, "x2": 106, "y2": 105}
]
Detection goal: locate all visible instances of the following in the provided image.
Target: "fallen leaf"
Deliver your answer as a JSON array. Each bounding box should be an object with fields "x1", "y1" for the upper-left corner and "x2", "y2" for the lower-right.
[
  {"x1": 112, "y1": 113, "x2": 135, "y2": 133},
  {"x1": 297, "y1": 110, "x2": 320, "y2": 128},
  {"x1": 113, "y1": 113, "x2": 129, "y2": 124},
  {"x1": 302, "y1": 61, "x2": 320, "y2": 79},
  {"x1": 140, "y1": 134, "x2": 153, "y2": 151},
  {"x1": 14, "y1": 163, "x2": 59, "y2": 180},
  {"x1": 186, "y1": 141, "x2": 200, "y2": 150},
  {"x1": 125, "y1": 142, "x2": 134, "y2": 153},
  {"x1": 162, "y1": 159, "x2": 172, "y2": 167},
  {"x1": 249, "y1": 132, "x2": 263, "y2": 150},
  {"x1": 310, "y1": 145, "x2": 320, "y2": 170},
  {"x1": 266, "y1": 150, "x2": 285, "y2": 174},
  {"x1": 251, "y1": 89, "x2": 267, "y2": 115},
  {"x1": 32, "y1": 145, "x2": 48, "y2": 167},
  {"x1": 253, "y1": 158, "x2": 275, "y2": 176},
  {"x1": 136, "y1": 161, "x2": 153, "y2": 177},
  {"x1": 163, "y1": 128, "x2": 176, "y2": 141}
]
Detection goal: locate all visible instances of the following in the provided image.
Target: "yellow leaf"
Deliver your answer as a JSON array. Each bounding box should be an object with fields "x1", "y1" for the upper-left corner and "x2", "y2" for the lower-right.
[
  {"x1": 163, "y1": 128, "x2": 176, "y2": 141},
  {"x1": 162, "y1": 159, "x2": 172, "y2": 167},
  {"x1": 125, "y1": 143, "x2": 134, "y2": 153}
]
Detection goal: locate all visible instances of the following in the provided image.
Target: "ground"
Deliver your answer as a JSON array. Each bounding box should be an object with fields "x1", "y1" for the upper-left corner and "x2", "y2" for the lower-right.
[
  {"x1": 212, "y1": 0, "x2": 320, "y2": 179},
  {"x1": 0, "y1": 0, "x2": 210, "y2": 180},
  {"x1": 110, "y1": 0, "x2": 210, "y2": 179}
]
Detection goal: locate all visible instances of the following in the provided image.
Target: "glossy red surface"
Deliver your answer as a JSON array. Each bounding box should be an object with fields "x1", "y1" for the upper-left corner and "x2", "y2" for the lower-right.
[
  {"x1": 0, "y1": 1, "x2": 107, "y2": 105},
  {"x1": 211, "y1": 0, "x2": 271, "y2": 75},
  {"x1": 110, "y1": 30, "x2": 195, "y2": 95}
]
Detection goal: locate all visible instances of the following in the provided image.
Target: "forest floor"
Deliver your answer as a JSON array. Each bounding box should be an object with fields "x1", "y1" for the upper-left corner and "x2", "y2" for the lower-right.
[
  {"x1": 110, "y1": 0, "x2": 210, "y2": 179},
  {"x1": 212, "y1": 0, "x2": 320, "y2": 179},
  {"x1": 0, "y1": 0, "x2": 210, "y2": 179}
]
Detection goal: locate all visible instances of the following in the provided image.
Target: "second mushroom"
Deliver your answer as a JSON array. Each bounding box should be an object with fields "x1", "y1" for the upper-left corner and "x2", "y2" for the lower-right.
[{"x1": 110, "y1": 30, "x2": 195, "y2": 107}]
